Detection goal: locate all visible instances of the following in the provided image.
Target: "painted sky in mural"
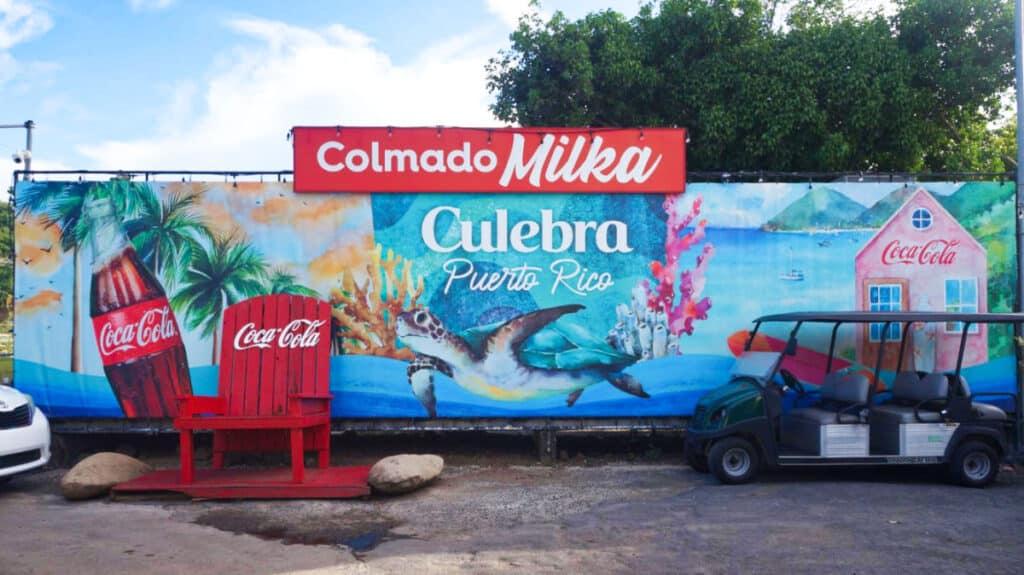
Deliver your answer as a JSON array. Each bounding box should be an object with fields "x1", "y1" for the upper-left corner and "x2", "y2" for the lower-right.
[{"x1": 13, "y1": 180, "x2": 1017, "y2": 418}]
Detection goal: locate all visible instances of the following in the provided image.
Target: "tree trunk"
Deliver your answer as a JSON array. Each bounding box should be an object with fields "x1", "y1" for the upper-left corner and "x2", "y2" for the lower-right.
[
  {"x1": 211, "y1": 326, "x2": 220, "y2": 366},
  {"x1": 70, "y1": 248, "x2": 82, "y2": 373}
]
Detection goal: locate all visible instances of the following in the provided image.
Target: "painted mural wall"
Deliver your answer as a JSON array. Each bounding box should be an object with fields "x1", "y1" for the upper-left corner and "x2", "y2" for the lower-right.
[{"x1": 13, "y1": 180, "x2": 1017, "y2": 419}]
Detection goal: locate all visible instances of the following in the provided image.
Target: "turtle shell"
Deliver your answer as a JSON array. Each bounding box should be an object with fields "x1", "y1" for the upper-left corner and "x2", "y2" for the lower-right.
[{"x1": 460, "y1": 318, "x2": 636, "y2": 372}]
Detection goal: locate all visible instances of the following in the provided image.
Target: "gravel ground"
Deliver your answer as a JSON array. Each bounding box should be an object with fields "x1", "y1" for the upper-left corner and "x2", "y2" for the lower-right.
[{"x1": 1, "y1": 434, "x2": 1022, "y2": 575}]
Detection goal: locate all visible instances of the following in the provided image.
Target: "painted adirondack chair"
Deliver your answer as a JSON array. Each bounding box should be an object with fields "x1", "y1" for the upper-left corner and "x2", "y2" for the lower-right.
[{"x1": 174, "y1": 294, "x2": 333, "y2": 484}]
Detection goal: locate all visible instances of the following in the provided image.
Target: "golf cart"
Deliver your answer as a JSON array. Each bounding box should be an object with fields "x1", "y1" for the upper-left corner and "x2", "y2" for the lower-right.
[{"x1": 684, "y1": 312, "x2": 1021, "y2": 487}]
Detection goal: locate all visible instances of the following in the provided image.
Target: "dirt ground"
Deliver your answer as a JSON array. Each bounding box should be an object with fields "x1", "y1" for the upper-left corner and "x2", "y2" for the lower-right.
[{"x1": 1, "y1": 433, "x2": 1023, "y2": 575}]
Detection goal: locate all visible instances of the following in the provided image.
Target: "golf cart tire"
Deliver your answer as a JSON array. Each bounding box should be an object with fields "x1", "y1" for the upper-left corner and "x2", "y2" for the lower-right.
[
  {"x1": 949, "y1": 440, "x2": 999, "y2": 488},
  {"x1": 709, "y1": 437, "x2": 760, "y2": 484},
  {"x1": 685, "y1": 446, "x2": 710, "y2": 473}
]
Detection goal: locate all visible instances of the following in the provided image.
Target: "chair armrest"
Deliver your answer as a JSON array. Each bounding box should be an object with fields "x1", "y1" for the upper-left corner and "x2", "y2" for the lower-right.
[
  {"x1": 177, "y1": 395, "x2": 225, "y2": 417},
  {"x1": 913, "y1": 397, "x2": 949, "y2": 422},
  {"x1": 835, "y1": 403, "x2": 867, "y2": 424}
]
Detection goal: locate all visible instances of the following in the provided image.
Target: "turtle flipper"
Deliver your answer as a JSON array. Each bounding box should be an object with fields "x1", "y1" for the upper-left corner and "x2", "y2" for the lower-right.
[
  {"x1": 566, "y1": 388, "x2": 584, "y2": 407},
  {"x1": 606, "y1": 372, "x2": 650, "y2": 399},
  {"x1": 485, "y1": 304, "x2": 585, "y2": 356},
  {"x1": 407, "y1": 355, "x2": 442, "y2": 418}
]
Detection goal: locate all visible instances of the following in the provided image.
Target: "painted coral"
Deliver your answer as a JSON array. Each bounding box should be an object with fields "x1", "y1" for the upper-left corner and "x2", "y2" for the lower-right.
[
  {"x1": 329, "y1": 244, "x2": 424, "y2": 359},
  {"x1": 608, "y1": 194, "x2": 714, "y2": 360}
]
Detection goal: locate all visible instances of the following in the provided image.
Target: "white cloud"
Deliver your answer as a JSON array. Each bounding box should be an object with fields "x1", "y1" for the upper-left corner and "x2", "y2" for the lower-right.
[
  {"x1": 0, "y1": 0, "x2": 53, "y2": 91},
  {"x1": 0, "y1": 0, "x2": 51, "y2": 50},
  {"x1": 78, "y1": 17, "x2": 504, "y2": 170},
  {"x1": 486, "y1": 0, "x2": 536, "y2": 28},
  {"x1": 127, "y1": 0, "x2": 176, "y2": 12}
]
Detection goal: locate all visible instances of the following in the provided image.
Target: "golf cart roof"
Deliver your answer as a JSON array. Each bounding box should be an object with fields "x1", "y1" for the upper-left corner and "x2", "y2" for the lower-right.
[{"x1": 754, "y1": 311, "x2": 1024, "y2": 324}]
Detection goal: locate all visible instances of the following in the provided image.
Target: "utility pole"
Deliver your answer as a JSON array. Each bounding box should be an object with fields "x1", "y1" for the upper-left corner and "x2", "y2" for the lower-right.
[
  {"x1": 1015, "y1": 0, "x2": 1024, "y2": 453},
  {"x1": 0, "y1": 120, "x2": 33, "y2": 173}
]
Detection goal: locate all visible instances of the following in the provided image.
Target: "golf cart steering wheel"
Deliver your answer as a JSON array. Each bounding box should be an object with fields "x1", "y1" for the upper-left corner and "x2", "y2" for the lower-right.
[{"x1": 779, "y1": 369, "x2": 806, "y2": 395}]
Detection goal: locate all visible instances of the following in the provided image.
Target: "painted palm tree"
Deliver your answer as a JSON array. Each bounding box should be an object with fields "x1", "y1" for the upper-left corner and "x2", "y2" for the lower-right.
[
  {"x1": 16, "y1": 180, "x2": 149, "y2": 372},
  {"x1": 126, "y1": 189, "x2": 208, "y2": 288},
  {"x1": 264, "y1": 266, "x2": 319, "y2": 297},
  {"x1": 171, "y1": 232, "x2": 268, "y2": 364}
]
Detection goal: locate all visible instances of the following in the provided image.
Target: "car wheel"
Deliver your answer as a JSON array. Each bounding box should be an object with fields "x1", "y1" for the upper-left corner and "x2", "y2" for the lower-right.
[
  {"x1": 708, "y1": 437, "x2": 759, "y2": 485},
  {"x1": 949, "y1": 440, "x2": 999, "y2": 488},
  {"x1": 684, "y1": 445, "x2": 709, "y2": 473}
]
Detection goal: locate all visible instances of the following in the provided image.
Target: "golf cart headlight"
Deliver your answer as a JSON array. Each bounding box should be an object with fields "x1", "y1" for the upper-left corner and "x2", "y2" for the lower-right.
[{"x1": 709, "y1": 407, "x2": 727, "y2": 426}]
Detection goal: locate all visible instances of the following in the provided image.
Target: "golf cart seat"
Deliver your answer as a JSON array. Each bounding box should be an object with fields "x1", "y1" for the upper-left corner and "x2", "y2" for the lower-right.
[
  {"x1": 948, "y1": 375, "x2": 1008, "y2": 421},
  {"x1": 870, "y1": 372, "x2": 949, "y2": 424},
  {"x1": 780, "y1": 373, "x2": 870, "y2": 455},
  {"x1": 786, "y1": 372, "x2": 871, "y2": 424}
]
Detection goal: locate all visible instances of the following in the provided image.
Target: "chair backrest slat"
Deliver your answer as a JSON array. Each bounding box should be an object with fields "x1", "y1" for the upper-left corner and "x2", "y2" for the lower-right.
[{"x1": 217, "y1": 294, "x2": 332, "y2": 416}]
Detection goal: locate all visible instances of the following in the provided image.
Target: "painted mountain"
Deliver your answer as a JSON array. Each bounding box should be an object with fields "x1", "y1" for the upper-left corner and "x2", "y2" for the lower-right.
[
  {"x1": 852, "y1": 182, "x2": 1014, "y2": 228},
  {"x1": 763, "y1": 187, "x2": 866, "y2": 231},
  {"x1": 854, "y1": 185, "x2": 917, "y2": 226}
]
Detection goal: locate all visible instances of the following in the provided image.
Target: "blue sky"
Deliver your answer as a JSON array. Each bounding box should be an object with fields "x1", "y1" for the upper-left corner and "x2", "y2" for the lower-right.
[{"x1": 0, "y1": 0, "x2": 647, "y2": 176}]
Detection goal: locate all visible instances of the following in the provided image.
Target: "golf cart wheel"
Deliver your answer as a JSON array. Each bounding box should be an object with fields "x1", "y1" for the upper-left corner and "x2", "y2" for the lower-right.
[
  {"x1": 949, "y1": 441, "x2": 999, "y2": 488},
  {"x1": 708, "y1": 437, "x2": 759, "y2": 485},
  {"x1": 685, "y1": 445, "x2": 709, "y2": 473}
]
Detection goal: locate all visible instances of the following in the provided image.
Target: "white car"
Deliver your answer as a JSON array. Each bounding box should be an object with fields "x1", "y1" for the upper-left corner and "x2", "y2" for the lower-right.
[{"x1": 0, "y1": 385, "x2": 51, "y2": 482}]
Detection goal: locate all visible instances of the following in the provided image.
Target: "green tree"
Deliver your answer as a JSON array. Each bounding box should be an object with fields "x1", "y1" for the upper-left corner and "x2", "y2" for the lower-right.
[
  {"x1": 0, "y1": 197, "x2": 13, "y2": 321},
  {"x1": 264, "y1": 267, "x2": 319, "y2": 297},
  {"x1": 171, "y1": 232, "x2": 268, "y2": 364},
  {"x1": 126, "y1": 189, "x2": 208, "y2": 288},
  {"x1": 16, "y1": 180, "x2": 148, "y2": 372},
  {"x1": 487, "y1": 0, "x2": 1015, "y2": 172}
]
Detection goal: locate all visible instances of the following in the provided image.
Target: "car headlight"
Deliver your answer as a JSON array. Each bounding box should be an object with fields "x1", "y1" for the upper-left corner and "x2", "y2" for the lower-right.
[{"x1": 24, "y1": 394, "x2": 35, "y2": 422}]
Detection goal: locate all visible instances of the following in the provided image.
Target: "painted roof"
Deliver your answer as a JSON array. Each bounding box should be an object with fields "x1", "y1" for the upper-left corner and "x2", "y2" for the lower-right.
[{"x1": 854, "y1": 187, "x2": 985, "y2": 261}]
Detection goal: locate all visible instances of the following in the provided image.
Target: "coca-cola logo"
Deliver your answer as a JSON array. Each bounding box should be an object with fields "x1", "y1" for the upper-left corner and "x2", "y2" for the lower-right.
[
  {"x1": 881, "y1": 239, "x2": 959, "y2": 266},
  {"x1": 98, "y1": 306, "x2": 178, "y2": 357},
  {"x1": 233, "y1": 319, "x2": 325, "y2": 351},
  {"x1": 92, "y1": 298, "x2": 184, "y2": 367}
]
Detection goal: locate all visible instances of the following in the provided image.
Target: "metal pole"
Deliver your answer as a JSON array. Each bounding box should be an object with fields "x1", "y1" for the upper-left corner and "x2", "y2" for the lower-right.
[
  {"x1": 23, "y1": 120, "x2": 32, "y2": 173},
  {"x1": 1012, "y1": 0, "x2": 1024, "y2": 452}
]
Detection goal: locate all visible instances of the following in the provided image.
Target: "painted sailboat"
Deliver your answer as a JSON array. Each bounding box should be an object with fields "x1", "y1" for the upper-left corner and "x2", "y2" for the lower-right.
[{"x1": 779, "y1": 248, "x2": 804, "y2": 281}]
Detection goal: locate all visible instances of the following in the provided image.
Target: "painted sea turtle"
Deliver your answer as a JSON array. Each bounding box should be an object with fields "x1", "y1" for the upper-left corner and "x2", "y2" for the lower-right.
[{"x1": 395, "y1": 304, "x2": 649, "y2": 417}]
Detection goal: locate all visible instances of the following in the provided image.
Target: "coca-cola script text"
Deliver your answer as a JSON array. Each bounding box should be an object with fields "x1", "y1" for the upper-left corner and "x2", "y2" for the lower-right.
[
  {"x1": 92, "y1": 298, "x2": 183, "y2": 366},
  {"x1": 233, "y1": 319, "x2": 326, "y2": 351}
]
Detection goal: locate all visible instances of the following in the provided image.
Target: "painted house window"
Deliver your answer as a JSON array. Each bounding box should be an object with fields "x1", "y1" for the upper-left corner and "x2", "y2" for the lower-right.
[
  {"x1": 869, "y1": 284, "x2": 902, "y2": 341},
  {"x1": 911, "y1": 208, "x2": 932, "y2": 230},
  {"x1": 945, "y1": 278, "x2": 980, "y2": 334}
]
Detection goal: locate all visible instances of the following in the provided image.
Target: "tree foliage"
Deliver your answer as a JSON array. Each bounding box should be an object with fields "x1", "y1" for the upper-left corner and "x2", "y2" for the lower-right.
[{"x1": 486, "y1": 0, "x2": 1015, "y2": 172}]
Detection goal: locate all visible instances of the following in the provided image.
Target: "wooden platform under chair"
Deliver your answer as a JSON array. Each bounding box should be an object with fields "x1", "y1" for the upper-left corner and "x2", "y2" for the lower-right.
[{"x1": 112, "y1": 466, "x2": 371, "y2": 500}]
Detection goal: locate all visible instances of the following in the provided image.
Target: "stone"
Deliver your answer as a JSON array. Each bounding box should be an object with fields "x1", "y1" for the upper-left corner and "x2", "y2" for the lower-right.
[
  {"x1": 60, "y1": 452, "x2": 152, "y2": 500},
  {"x1": 368, "y1": 454, "x2": 444, "y2": 494}
]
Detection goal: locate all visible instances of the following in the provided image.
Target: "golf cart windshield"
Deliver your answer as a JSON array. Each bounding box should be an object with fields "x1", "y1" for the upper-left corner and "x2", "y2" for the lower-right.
[{"x1": 730, "y1": 351, "x2": 783, "y2": 381}]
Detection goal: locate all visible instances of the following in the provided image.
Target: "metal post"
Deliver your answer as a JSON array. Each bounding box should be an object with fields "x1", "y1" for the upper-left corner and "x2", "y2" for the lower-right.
[
  {"x1": 23, "y1": 120, "x2": 33, "y2": 173},
  {"x1": 1015, "y1": 0, "x2": 1024, "y2": 453}
]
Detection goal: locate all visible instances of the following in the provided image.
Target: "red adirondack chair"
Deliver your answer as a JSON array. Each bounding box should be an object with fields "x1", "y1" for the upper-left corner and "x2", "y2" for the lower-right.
[{"x1": 173, "y1": 294, "x2": 333, "y2": 484}]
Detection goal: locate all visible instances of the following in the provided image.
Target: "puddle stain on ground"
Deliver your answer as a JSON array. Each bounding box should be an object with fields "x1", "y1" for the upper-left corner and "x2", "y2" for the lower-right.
[{"x1": 193, "y1": 508, "x2": 406, "y2": 552}]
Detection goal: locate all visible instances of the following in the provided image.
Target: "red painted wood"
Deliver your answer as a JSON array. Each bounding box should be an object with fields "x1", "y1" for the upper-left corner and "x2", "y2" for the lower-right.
[
  {"x1": 113, "y1": 466, "x2": 371, "y2": 500},
  {"x1": 172, "y1": 294, "x2": 335, "y2": 492}
]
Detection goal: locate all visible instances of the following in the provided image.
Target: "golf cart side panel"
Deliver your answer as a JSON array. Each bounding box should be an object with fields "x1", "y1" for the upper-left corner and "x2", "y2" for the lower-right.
[{"x1": 686, "y1": 416, "x2": 777, "y2": 462}]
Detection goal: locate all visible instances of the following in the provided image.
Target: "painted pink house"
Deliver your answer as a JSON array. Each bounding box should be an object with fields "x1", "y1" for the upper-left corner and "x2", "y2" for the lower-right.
[{"x1": 854, "y1": 188, "x2": 987, "y2": 372}]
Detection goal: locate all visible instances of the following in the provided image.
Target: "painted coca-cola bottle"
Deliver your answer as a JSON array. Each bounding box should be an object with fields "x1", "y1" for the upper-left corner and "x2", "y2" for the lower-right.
[{"x1": 87, "y1": 190, "x2": 192, "y2": 418}]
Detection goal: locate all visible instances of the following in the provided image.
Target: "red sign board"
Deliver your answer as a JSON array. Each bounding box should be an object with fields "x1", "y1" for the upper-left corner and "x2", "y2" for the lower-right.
[{"x1": 292, "y1": 126, "x2": 686, "y2": 193}]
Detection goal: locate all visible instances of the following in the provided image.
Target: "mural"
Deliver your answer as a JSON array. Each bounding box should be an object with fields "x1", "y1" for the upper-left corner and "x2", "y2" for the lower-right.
[{"x1": 13, "y1": 180, "x2": 1017, "y2": 419}]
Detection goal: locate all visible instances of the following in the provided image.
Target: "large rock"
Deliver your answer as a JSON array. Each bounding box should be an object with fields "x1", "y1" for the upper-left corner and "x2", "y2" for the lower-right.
[
  {"x1": 368, "y1": 454, "x2": 444, "y2": 494},
  {"x1": 60, "y1": 452, "x2": 152, "y2": 500}
]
